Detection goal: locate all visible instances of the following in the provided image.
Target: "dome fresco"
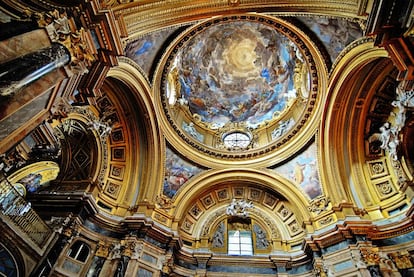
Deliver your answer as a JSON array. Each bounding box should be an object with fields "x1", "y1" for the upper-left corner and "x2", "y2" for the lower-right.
[
  {"x1": 161, "y1": 15, "x2": 321, "y2": 160},
  {"x1": 167, "y1": 19, "x2": 310, "y2": 129}
]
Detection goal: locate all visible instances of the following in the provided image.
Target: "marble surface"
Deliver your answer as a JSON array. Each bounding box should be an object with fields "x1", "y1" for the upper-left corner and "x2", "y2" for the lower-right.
[{"x1": 0, "y1": 29, "x2": 50, "y2": 64}]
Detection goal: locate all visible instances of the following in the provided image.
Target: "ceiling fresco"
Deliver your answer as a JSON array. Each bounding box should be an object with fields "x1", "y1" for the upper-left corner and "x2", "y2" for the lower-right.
[
  {"x1": 167, "y1": 19, "x2": 309, "y2": 129},
  {"x1": 163, "y1": 145, "x2": 204, "y2": 198},
  {"x1": 125, "y1": 27, "x2": 183, "y2": 77},
  {"x1": 272, "y1": 142, "x2": 321, "y2": 199},
  {"x1": 297, "y1": 16, "x2": 363, "y2": 62}
]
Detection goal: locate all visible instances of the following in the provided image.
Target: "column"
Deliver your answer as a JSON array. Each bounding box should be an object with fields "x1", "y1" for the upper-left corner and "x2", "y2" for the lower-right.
[
  {"x1": 86, "y1": 240, "x2": 111, "y2": 277},
  {"x1": 0, "y1": 42, "x2": 70, "y2": 97}
]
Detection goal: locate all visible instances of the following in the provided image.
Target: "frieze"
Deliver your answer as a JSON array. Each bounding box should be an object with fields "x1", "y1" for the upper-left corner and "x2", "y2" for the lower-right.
[
  {"x1": 308, "y1": 196, "x2": 330, "y2": 215},
  {"x1": 153, "y1": 212, "x2": 168, "y2": 224},
  {"x1": 318, "y1": 215, "x2": 334, "y2": 226},
  {"x1": 360, "y1": 247, "x2": 380, "y2": 266}
]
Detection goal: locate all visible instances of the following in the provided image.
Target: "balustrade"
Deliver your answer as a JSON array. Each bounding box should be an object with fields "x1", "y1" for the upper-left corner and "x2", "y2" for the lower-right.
[{"x1": 0, "y1": 176, "x2": 52, "y2": 247}]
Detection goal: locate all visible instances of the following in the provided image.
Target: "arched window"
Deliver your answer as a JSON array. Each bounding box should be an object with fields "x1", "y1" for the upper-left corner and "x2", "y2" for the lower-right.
[
  {"x1": 67, "y1": 241, "x2": 90, "y2": 263},
  {"x1": 227, "y1": 218, "x2": 253, "y2": 256},
  {"x1": 61, "y1": 240, "x2": 91, "y2": 275},
  {"x1": 211, "y1": 218, "x2": 270, "y2": 256}
]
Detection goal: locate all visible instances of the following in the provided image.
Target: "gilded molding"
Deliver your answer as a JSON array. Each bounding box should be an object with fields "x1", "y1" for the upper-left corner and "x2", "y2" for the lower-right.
[{"x1": 114, "y1": 0, "x2": 367, "y2": 39}]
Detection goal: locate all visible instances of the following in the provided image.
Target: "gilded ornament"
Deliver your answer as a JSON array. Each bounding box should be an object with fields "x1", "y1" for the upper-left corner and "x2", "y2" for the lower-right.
[
  {"x1": 376, "y1": 181, "x2": 392, "y2": 195},
  {"x1": 371, "y1": 162, "x2": 384, "y2": 175},
  {"x1": 318, "y1": 216, "x2": 334, "y2": 225},
  {"x1": 389, "y1": 251, "x2": 414, "y2": 269},
  {"x1": 155, "y1": 194, "x2": 175, "y2": 209},
  {"x1": 360, "y1": 247, "x2": 380, "y2": 266},
  {"x1": 96, "y1": 240, "x2": 111, "y2": 257},
  {"x1": 308, "y1": 196, "x2": 330, "y2": 215}
]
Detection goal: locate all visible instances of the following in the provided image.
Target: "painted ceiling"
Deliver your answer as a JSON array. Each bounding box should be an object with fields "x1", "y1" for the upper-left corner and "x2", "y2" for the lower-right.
[{"x1": 166, "y1": 18, "x2": 309, "y2": 130}]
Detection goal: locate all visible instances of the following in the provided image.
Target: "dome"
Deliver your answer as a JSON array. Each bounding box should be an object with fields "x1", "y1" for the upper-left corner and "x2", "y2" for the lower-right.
[{"x1": 159, "y1": 14, "x2": 325, "y2": 164}]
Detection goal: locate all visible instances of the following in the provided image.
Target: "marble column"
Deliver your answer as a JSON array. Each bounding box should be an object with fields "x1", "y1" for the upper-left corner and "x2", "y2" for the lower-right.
[
  {"x1": 113, "y1": 256, "x2": 130, "y2": 277},
  {"x1": 86, "y1": 256, "x2": 106, "y2": 277},
  {"x1": 0, "y1": 42, "x2": 70, "y2": 97}
]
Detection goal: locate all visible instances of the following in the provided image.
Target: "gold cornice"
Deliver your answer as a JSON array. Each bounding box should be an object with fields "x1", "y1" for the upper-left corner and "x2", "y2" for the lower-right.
[{"x1": 114, "y1": 0, "x2": 368, "y2": 40}]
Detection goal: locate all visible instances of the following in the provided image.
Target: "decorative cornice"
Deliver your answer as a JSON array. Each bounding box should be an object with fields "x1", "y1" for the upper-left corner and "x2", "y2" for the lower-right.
[{"x1": 115, "y1": 0, "x2": 367, "y2": 38}]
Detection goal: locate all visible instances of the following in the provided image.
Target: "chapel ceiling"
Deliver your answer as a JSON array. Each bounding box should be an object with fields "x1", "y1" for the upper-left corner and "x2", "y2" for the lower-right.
[{"x1": 156, "y1": 14, "x2": 328, "y2": 165}]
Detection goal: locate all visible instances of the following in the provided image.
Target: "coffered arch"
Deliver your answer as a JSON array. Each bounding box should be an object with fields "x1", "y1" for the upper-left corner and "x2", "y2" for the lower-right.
[
  {"x1": 195, "y1": 201, "x2": 303, "y2": 243},
  {"x1": 80, "y1": 59, "x2": 165, "y2": 215},
  {"x1": 320, "y1": 37, "x2": 407, "y2": 215},
  {"x1": 172, "y1": 168, "x2": 311, "y2": 229},
  {"x1": 106, "y1": 58, "x2": 165, "y2": 205}
]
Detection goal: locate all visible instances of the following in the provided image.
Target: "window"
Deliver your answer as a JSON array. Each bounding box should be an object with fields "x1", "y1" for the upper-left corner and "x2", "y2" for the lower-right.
[
  {"x1": 228, "y1": 230, "x2": 253, "y2": 255},
  {"x1": 67, "y1": 241, "x2": 90, "y2": 263},
  {"x1": 63, "y1": 241, "x2": 91, "y2": 274},
  {"x1": 223, "y1": 131, "x2": 251, "y2": 148},
  {"x1": 227, "y1": 219, "x2": 253, "y2": 255}
]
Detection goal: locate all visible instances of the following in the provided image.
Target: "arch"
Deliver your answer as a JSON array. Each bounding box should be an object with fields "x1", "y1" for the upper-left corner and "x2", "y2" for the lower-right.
[
  {"x1": 320, "y1": 37, "x2": 391, "y2": 207},
  {"x1": 173, "y1": 168, "x2": 311, "y2": 226},
  {"x1": 196, "y1": 204, "x2": 293, "y2": 242},
  {"x1": 56, "y1": 115, "x2": 102, "y2": 185},
  {"x1": 105, "y1": 58, "x2": 164, "y2": 208},
  {"x1": 67, "y1": 240, "x2": 91, "y2": 263}
]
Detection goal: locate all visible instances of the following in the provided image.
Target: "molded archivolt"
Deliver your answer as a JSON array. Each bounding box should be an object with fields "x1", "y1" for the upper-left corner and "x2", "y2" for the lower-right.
[
  {"x1": 189, "y1": 198, "x2": 304, "y2": 249},
  {"x1": 0, "y1": 242, "x2": 24, "y2": 277},
  {"x1": 168, "y1": 169, "x2": 311, "y2": 250},
  {"x1": 321, "y1": 37, "x2": 413, "y2": 220},
  {"x1": 82, "y1": 60, "x2": 164, "y2": 216}
]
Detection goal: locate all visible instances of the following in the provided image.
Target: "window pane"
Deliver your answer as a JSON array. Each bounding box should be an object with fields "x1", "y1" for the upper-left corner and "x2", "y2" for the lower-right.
[
  {"x1": 77, "y1": 244, "x2": 90, "y2": 262},
  {"x1": 228, "y1": 228, "x2": 253, "y2": 256},
  {"x1": 240, "y1": 248, "x2": 252, "y2": 253},
  {"x1": 228, "y1": 244, "x2": 240, "y2": 251},
  {"x1": 67, "y1": 241, "x2": 90, "y2": 263},
  {"x1": 240, "y1": 250, "x2": 253, "y2": 255},
  {"x1": 229, "y1": 234, "x2": 239, "y2": 240},
  {"x1": 240, "y1": 237, "x2": 251, "y2": 243},
  {"x1": 68, "y1": 241, "x2": 82, "y2": 259}
]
